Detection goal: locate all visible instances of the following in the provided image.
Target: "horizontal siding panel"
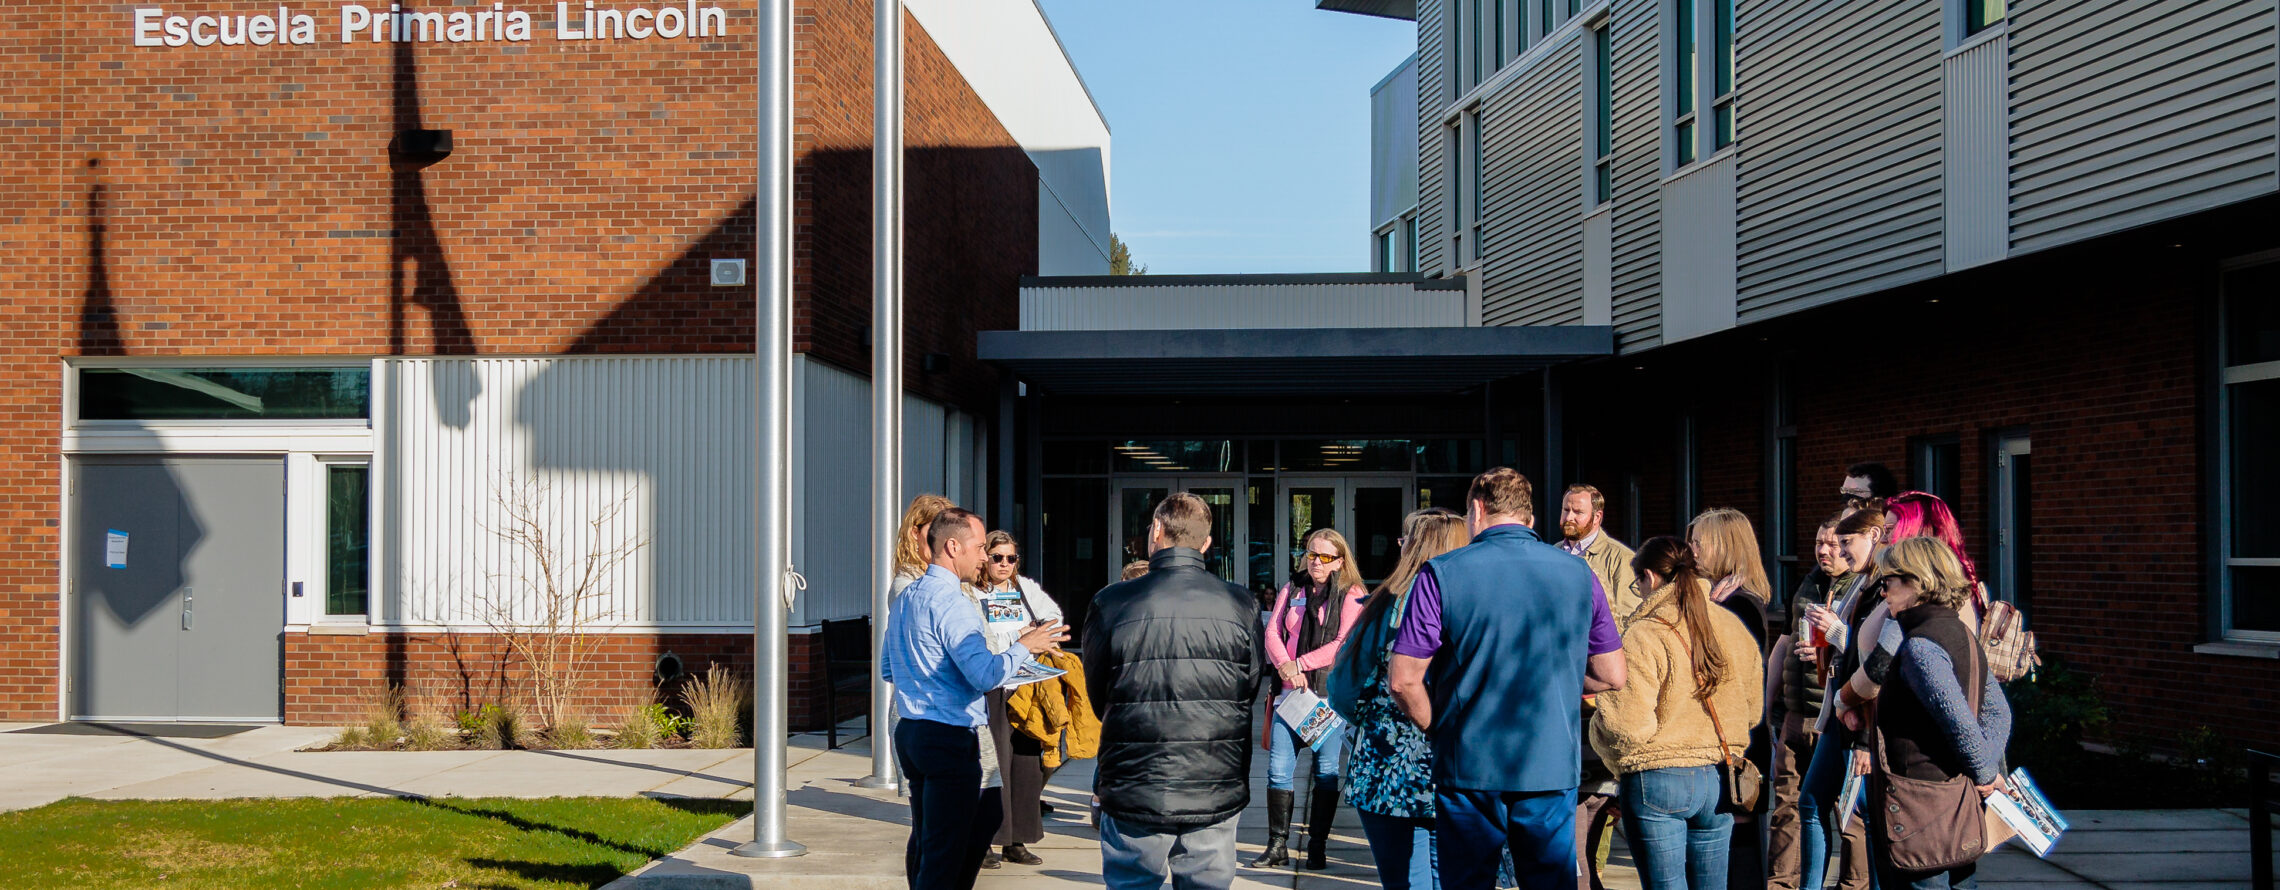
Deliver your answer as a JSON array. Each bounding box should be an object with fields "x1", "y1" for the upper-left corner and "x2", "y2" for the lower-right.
[
  {"x1": 1736, "y1": 0, "x2": 1945, "y2": 319},
  {"x1": 2009, "y1": 0, "x2": 2279, "y2": 253},
  {"x1": 1019, "y1": 282, "x2": 1466, "y2": 330},
  {"x1": 1609, "y1": 0, "x2": 1662, "y2": 350},
  {"x1": 1482, "y1": 42, "x2": 1587, "y2": 328}
]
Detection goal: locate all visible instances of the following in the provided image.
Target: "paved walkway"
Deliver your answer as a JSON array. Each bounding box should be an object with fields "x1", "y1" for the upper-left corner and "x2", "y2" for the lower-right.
[{"x1": 3, "y1": 721, "x2": 2265, "y2": 889}]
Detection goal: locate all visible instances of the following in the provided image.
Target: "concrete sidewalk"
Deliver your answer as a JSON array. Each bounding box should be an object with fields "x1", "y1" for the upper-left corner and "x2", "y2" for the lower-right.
[
  {"x1": 0, "y1": 721, "x2": 757, "y2": 812},
  {"x1": 5, "y1": 721, "x2": 2264, "y2": 889}
]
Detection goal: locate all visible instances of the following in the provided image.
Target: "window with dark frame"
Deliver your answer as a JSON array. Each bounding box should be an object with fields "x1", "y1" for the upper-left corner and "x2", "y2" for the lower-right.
[
  {"x1": 1671, "y1": 0, "x2": 1697, "y2": 166},
  {"x1": 326, "y1": 464, "x2": 371, "y2": 617},
  {"x1": 2222, "y1": 259, "x2": 2280, "y2": 637},
  {"x1": 1712, "y1": 0, "x2": 1734, "y2": 149},
  {"x1": 1965, "y1": 0, "x2": 2005, "y2": 36},
  {"x1": 1591, "y1": 23, "x2": 1614, "y2": 206},
  {"x1": 1469, "y1": 110, "x2": 1486, "y2": 260}
]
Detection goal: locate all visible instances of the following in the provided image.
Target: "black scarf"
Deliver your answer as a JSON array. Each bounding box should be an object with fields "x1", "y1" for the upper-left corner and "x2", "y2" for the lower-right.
[{"x1": 1293, "y1": 578, "x2": 1343, "y2": 689}]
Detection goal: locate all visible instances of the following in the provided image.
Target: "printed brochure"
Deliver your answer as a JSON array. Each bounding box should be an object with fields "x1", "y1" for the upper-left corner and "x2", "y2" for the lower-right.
[{"x1": 1274, "y1": 688, "x2": 1347, "y2": 752}]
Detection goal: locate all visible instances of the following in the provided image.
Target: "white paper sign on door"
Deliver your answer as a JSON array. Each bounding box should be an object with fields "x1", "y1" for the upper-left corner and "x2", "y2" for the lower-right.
[{"x1": 104, "y1": 529, "x2": 129, "y2": 569}]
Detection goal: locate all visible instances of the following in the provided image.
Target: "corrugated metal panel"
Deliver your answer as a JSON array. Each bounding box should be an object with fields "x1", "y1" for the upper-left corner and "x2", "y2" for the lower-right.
[
  {"x1": 2009, "y1": 0, "x2": 2279, "y2": 252},
  {"x1": 1736, "y1": 0, "x2": 1944, "y2": 322},
  {"x1": 1373, "y1": 55, "x2": 1423, "y2": 229},
  {"x1": 1480, "y1": 40, "x2": 1587, "y2": 328},
  {"x1": 1583, "y1": 210, "x2": 1613, "y2": 325},
  {"x1": 1943, "y1": 33, "x2": 2009, "y2": 271},
  {"x1": 793, "y1": 358, "x2": 872, "y2": 626},
  {"x1": 1609, "y1": 0, "x2": 1663, "y2": 350},
  {"x1": 1019, "y1": 282, "x2": 1467, "y2": 330},
  {"x1": 377, "y1": 357, "x2": 750, "y2": 627},
  {"x1": 1660, "y1": 156, "x2": 1739, "y2": 342},
  {"x1": 1418, "y1": 0, "x2": 1451, "y2": 275}
]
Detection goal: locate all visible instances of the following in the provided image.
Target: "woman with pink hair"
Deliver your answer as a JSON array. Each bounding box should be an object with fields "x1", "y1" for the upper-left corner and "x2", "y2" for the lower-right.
[{"x1": 1833, "y1": 491, "x2": 1983, "y2": 737}]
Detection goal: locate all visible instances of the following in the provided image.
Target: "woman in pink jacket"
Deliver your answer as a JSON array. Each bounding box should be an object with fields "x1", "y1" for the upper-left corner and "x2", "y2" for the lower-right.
[{"x1": 1249, "y1": 527, "x2": 1369, "y2": 870}]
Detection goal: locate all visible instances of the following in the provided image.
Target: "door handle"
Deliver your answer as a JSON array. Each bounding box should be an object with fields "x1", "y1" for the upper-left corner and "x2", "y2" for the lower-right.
[{"x1": 181, "y1": 587, "x2": 194, "y2": 631}]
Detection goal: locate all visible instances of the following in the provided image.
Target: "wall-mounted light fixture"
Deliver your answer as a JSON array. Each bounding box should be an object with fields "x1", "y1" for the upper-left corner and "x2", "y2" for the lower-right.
[{"x1": 389, "y1": 128, "x2": 453, "y2": 167}]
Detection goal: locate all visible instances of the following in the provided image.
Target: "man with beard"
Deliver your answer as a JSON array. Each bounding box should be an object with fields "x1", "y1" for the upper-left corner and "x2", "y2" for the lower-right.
[
  {"x1": 1558, "y1": 485, "x2": 1639, "y2": 629},
  {"x1": 1557, "y1": 484, "x2": 1638, "y2": 890}
]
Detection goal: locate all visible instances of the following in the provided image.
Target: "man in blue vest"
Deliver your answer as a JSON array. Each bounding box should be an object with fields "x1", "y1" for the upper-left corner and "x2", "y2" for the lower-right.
[{"x1": 1388, "y1": 467, "x2": 1628, "y2": 890}]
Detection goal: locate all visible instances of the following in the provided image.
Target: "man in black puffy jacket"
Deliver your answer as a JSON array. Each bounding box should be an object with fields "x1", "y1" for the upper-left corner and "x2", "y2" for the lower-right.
[{"x1": 1083, "y1": 491, "x2": 1262, "y2": 890}]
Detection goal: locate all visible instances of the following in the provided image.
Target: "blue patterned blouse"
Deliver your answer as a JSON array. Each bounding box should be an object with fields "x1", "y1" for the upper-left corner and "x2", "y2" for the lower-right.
[{"x1": 1341, "y1": 589, "x2": 1436, "y2": 819}]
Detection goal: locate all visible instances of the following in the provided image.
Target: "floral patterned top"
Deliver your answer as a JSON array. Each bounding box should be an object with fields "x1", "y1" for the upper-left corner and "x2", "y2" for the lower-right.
[{"x1": 1341, "y1": 590, "x2": 1436, "y2": 819}]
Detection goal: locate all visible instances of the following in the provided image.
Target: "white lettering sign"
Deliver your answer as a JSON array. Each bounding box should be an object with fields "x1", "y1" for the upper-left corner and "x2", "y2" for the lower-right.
[{"x1": 132, "y1": 2, "x2": 726, "y2": 47}]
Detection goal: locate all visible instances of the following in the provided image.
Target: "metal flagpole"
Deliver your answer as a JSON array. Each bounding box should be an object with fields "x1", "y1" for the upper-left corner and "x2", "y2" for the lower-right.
[
  {"x1": 733, "y1": 0, "x2": 805, "y2": 859},
  {"x1": 857, "y1": 0, "x2": 904, "y2": 792}
]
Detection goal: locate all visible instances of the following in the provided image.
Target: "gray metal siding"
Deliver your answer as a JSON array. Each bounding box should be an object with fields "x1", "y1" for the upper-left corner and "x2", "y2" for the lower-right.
[
  {"x1": 1944, "y1": 33, "x2": 2010, "y2": 271},
  {"x1": 1609, "y1": 0, "x2": 1663, "y2": 350},
  {"x1": 1419, "y1": 0, "x2": 1451, "y2": 276},
  {"x1": 2009, "y1": 0, "x2": 2280, "y2": 252},
  {"x1": 1373, "y1": 55, "x2": 1423, "y2": 230},
  {"x1": 1481, "y1": 41, "x2": 1588, "y2": 327},
  {"x1": 1660, "y1": 156, "x2": 1739, "y2": 342},
  {"x1": 1735, "y1": 0, "x2": 1945, "y2": 323}
]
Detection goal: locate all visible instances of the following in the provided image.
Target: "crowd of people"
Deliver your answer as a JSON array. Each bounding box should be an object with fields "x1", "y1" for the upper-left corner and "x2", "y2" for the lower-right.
[{"x1": 880, "y1": 460, "x2": 2018, "y2": 890}]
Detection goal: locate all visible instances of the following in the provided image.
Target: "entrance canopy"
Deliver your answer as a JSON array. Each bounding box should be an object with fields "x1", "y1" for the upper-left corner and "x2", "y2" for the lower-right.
[{"x1": 979, "y1": 325, "x2": 1613, "y2": 396}]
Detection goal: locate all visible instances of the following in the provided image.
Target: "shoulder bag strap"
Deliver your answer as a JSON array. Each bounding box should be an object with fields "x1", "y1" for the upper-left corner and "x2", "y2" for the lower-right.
[{"x1": 1656, "y1": 616, "x2": 1739, "y2": 761}]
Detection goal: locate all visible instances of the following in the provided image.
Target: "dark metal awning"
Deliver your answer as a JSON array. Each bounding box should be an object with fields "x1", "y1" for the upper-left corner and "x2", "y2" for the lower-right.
[
  {"x1": 1315, "y1": 0, "x2": 1418, "y2": 21},
  {"x1": 979, "y1": 326, "x2": 1612, "y2": 396}
]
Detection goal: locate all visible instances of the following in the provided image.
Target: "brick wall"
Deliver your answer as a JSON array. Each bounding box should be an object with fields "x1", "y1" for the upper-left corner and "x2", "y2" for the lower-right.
[
  {"x1": 1563, "y1": 228, "x2": 2280, "y2": 749},
  {"x1": 2, "y1": 2, "x2": 1033, "y2": 721},
  {"x1": 283, "y1": 630, "x2": 859, "y2": 733}
]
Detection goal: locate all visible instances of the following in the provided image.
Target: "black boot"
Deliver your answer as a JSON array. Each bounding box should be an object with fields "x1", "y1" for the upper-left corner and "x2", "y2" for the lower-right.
[
  {"x1": 1248, "y1": 789, "x2": 1293, "y2": 868},
  {"x1": 1303, "y1": 779, "x2": 1341, "y2": 870}
]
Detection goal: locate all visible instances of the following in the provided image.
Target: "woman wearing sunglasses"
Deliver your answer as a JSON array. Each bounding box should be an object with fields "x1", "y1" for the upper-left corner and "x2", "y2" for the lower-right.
[
  {"x1": 1252, "y1": 528, "x2": 1368, "y2": 870},
  {"x1": 973, "y1": 530, "x2": 1065, "y2": 869}
]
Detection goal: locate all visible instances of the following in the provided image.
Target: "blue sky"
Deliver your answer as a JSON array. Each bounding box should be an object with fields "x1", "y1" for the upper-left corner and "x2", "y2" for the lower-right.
[{"x1": 1035, "y1": 1, "x2": 1416, "y2": 274}]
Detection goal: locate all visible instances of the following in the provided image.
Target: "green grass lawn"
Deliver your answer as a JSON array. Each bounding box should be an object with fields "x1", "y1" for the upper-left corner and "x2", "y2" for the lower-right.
[{"x1": 0, "y1": 796, "x2": 745, "y2": 889}]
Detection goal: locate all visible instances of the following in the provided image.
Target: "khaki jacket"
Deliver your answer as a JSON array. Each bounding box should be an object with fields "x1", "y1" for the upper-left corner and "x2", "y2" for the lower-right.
[
  {"x1": 1574, "y1": 533, "x2": 1641, "y2": 631},
  {"x1": 1589, "y1": 582, "x2": 1765, "y2": 776},
  {"x1": 1006, "y1": 649, "x2": 1101, "y2": 768}
]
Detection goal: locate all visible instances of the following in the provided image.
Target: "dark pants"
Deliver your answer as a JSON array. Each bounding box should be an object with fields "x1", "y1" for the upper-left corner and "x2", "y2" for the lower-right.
[
  {"x1": 896, "y1": 718, "x2": 993, "y2": 890},
  {"x1": 1575, "y1": 791, "x2": 1617, "y2": 890},
  {"x1": 1437, "y1": 787, "x2": 1578, "y2": 890},
  {"x1": 988, "y1": 689, "x2": 1046, "y2": 847},
  {"x1": 1769, "y1": 713, "x2": 1813, "y2": 890}
]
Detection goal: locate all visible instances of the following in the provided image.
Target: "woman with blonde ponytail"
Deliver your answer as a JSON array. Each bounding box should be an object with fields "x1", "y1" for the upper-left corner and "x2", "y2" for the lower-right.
[{"x1": 1590, "y1": 537, "x2": 1764, "y2": 890}]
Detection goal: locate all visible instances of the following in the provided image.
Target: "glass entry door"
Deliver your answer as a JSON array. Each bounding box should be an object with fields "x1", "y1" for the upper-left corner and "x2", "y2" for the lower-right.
[
  {"x1": 1277, "y1": 477, "x2": 1415, "y2": 590},
  {"x1": 1111, "y1": 479, "x2": 1244, "y2": 585}
]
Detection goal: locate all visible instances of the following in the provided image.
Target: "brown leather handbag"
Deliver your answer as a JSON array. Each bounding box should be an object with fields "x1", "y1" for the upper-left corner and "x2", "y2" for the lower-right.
[{"x1": 1868, "y1": 636, "x2": 1996, "y2": 872}]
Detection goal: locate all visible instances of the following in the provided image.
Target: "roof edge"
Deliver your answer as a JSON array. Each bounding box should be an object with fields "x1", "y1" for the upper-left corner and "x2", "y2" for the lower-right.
[{"x1": 1021, "y1": 272, "x2": 1465, "y2": 290}]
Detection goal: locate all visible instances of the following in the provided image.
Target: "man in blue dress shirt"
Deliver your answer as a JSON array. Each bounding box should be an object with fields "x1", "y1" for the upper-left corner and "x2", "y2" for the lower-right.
[{"x1": 882, "y1": 506, "x2": 1068, "y2": 890}]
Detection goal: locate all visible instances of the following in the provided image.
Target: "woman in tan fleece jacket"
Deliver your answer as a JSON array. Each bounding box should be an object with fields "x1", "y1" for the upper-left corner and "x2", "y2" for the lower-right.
[{"x1": 1589, "y1": 536, "x2": 1764, "y2": 890}]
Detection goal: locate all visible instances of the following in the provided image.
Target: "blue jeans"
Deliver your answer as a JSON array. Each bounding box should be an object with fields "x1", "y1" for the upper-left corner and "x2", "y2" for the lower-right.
[
  {"x1": 1800, "y1": 727, "x2": 1879, "y2": 890},
  {"x1": 1357, "y1": 809, "x2": 1438, "y2": 890},
  {"x1": 1436, "y1": 787, "x2": 1576, "y2": 890},
  {"x1": 1868, "y1": 827, "x2": 1977, "y2": 890},
  {"x1": 1099, "y1": 810, "x2": 1241, "y2": 890},
  {"x1": 1619, "y1": 765, "x2": 1731, "y2": 890},
  {"x1": 1266, "y1": 714, "x2": 1347, "y2": 791}
]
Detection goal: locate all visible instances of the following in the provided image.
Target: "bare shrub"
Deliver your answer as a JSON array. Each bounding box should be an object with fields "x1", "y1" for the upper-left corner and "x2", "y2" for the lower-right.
[{"x1": 474, "y1": 474, "x2": 647, "y2": 734}]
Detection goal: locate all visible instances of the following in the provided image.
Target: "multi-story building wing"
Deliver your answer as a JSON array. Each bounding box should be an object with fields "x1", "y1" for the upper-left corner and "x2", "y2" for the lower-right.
[{"x1": 1324, "y1": 0, "x2": 2280, "y2": 745}]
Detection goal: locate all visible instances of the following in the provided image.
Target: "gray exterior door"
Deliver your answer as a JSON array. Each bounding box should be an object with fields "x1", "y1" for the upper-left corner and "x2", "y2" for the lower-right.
[{"x1": 72, "y1": 457, "x2": 284, "y2": 722}]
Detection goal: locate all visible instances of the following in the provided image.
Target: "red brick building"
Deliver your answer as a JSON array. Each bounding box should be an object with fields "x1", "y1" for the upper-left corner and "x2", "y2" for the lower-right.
[{"x1": 0, "y1": 0, "x2": 1110, "y2": 727}]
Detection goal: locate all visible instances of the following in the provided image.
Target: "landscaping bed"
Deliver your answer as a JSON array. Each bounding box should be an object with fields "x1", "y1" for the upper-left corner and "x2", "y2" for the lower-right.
[{"x1": 0, "y1": 796, "x2": 742, "y2": 889}]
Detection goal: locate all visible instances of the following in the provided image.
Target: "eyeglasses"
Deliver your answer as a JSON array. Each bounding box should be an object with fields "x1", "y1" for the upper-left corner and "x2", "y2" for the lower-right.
[
  {"x1": 1841, "y1": 492, "x2": 1875, "y2": 508},
  {"x1": 1868, "y1": 573, "x2": 1917, "y2": 595},
  {"x1": 1304, "y1": 552, "x2": 1342, "y2": 565},
  {"x1": 990, "y1": 554, "x2": 1020, "y2": 565}
]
